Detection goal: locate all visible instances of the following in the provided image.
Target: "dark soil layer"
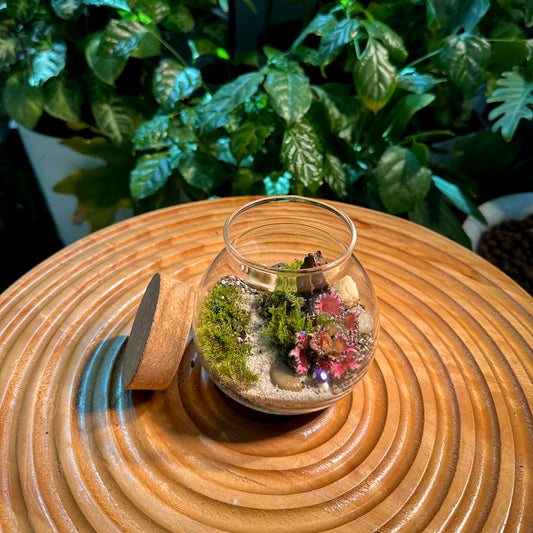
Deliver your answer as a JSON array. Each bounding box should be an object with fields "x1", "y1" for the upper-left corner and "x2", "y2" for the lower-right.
[{"x1": 477, "y1": 215, "x2": 533, "y2": 296}]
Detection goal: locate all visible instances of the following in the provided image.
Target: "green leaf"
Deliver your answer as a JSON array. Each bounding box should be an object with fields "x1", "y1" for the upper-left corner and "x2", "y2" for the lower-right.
[
  {"x1": 178, "y1": 150, "x2": 222, "y2": 194},
  {"x1": 0, "y1": 24, "x2": 22, "y2": 67},
  {"x1": 3, "y1": 70, "x2": 44, "y2": 129},
  {"x1": 264, "y1": 69, "x2": 312, "y2": 125},
  {"x1": 384, "y1": 93, "x2": 436, "y2": 141},
  {"x1": 318, "y1": 18, "x2": 361, "y2": 67},
  {"x1": 431, "y1": 175, "x2": 485, "y2": 223},
  {"x1": 168, "y1": 121, "x2": 196, "y2": 144},
  {"x1": 99, "y1": 19, "x2": 147, "y2": 57},
  {"x1": 163, "y1": 3, "x2": 195, "y2": 34},
  {"x1": 377, "y1": 145, "x2": 432, "y2": 214},
  {"x1": 43, "y1": 77, "x2": 82, "y2": 122},
  {"x1": 188, "y1": 37, "x2": 224, "y2": 61},
  {"x1": 489, "y1": 40, "x2": 529, "y2": 76},
  {"x1": 426, "y1": 0, "x2": 490, "y2": 37},
  {"x1": 312, "y1": 83, "x2": 360, "y2": 139},
  {"x1": 323, "y1": 152, "x2": 348, "y2": 198},
  {"x1": 231, "y1": 167, "x2": 263, "y2": 195},
  {"x1": 362, "y1": 20, "x2": 408, "y2": 64},
  {"x1": 410, "y1": 141, "x2": 429, "y2": 166},
  {"x1": 527, "y1": 0, "x2": 533, "y2": 27},
  {"x1": 264, "y1": 172, "x2": 291, "y2": 196},
  {"x1": 152, "y1": 59, "x2": 202, "y2": 111},
  {"x1": 130, "y1": 149, "x2": 181, "y2": 201},
  {"x1": 86, "y1": 33, "x2": 128, "y2": 85},
  {"x1": 126, "y1": 0, "x2": 164, "y2": 22},
  {"x1": 397, "y1": 67, "x2": 439, "y2": 94},
  {"x1": 90, "y1": 92, "x2": 136, "y2": 145},
  {"x1": 440, "y1": 33, "x2": 491, "y2": 98},
  {"x1": 29, "y1": 41, "x2": 67, "y2": 87},
  {"x1": 130, "y1": 30, "x2": 161, "y2": 59},
  {"x1": 60, "y1": 135, "x2": 129, "y2": 162},
  {"x1": 6, "y1": 0, "x2": 40, "y2": 23},
  {"x1": 487, "y1": 68, "x2": 533, "y2": 141},
  {"x1": 230, "y1": 117, "x2": 274, "y2": 162},
  {"x1": 51, "y1": 0, "x2": 82, "y2": 19},
  {"x1": 431, "y1": 131, "x2": 521, "y2": 179},
  {"x1": 132, "y1": 114, "x2": 172, "y2": 150},
  {"x1": 82, "y1": 0, "x2": 130, "y2": 10},
  {"x1": 200, "y1": 71, "x2": 265, "y2": 126},
  {"x1": 291, "y1": 13, "x2": 338, "y2": 51},
  {"x1": 211, "y1": 136, "x2": 236, "y2": 165},
  {"x1": 280, "y1": 118, "x2": 323, "y2": 193},
  {"x1": 54, "y1": 136, "x2": 134, "y2": 231},
  {"x1": 409, "y1": 185, "x2": 471, "y2": 247},
  {"x1": 354, "y1": 37, "x2": 397, "y2": 112}
]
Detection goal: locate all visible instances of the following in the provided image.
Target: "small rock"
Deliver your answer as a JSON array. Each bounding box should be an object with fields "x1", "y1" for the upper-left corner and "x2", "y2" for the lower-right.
[
  {"x1": 358, "y1": 309, "x2": 374, "y2": 333},
  {"x1": 333, "y1": 275, "x2": 359, "y2": 309},
  {"x1": 270, "y1": 362, "x2": 303, "y2": 392}
]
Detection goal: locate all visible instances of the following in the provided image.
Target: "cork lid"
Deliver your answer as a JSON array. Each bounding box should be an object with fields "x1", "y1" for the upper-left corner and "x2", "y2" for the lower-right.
[{"x1": 122, "y1": 273, "x2": 195, "y2": 390}]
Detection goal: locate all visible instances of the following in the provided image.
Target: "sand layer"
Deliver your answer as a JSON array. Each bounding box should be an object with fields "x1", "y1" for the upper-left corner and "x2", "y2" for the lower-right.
[{"x1": 203, "y1": 275, "x2": 374, "y2": 414}]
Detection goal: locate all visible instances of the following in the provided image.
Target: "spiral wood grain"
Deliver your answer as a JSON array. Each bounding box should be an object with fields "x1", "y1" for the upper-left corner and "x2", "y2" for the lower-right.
[{"x1": 0, "y1": 197, "x2": 531, "y2": 532}]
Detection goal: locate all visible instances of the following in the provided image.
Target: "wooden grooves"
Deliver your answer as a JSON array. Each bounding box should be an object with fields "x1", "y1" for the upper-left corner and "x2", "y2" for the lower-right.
[{"x1": 0, "y1": 196, "x2": 531, "y2": 532}]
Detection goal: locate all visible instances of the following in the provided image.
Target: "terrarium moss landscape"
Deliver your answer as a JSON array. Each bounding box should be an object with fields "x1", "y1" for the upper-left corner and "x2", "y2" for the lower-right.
[
  {"x1": 1, "y1": 0, "x2": 532, "y2": 246},
  {"x1": 195, "y1": 250, "x2": 377, "y2": 413}
]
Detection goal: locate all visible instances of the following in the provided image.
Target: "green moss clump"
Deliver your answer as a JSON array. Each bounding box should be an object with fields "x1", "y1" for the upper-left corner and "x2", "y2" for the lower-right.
[
  {"x1": 260, "y1": 274, "x2": 314, "y2": 356},
  {"x1": 196, "y1": 283, "x2": 258, "y2": 388},
  {"x1": 263, "y1": 301, "x2": 311, "y2": 354}
]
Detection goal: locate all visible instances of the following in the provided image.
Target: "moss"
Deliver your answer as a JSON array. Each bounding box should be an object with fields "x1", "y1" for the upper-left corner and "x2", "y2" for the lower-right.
[
  {"x1": 260, "y1": 268, "x2": 314, "y2": 357},
  {"x1": 263, "y1": 301, "x2": 312, "y2": 354},
  {"x1": 196, "y1": 283, "x2": 258, "y2": 388},
  {"x1": 272, "y1": 259, "x2": 303, "y2": 294}
]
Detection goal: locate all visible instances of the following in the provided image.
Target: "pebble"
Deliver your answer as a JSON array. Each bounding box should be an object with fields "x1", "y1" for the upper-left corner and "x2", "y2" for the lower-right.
[
  {"x1": 358, "y1": 309, "x2": 374, "y2": 333},
  {"x1": 334, "y1": 275, "x2": 359, "y2": 309},
  {"x1": 270, "y1": 361, "x2": 303, "y2": 392}
]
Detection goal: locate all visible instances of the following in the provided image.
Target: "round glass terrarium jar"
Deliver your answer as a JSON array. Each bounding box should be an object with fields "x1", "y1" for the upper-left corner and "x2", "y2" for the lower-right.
[{"x1": 193, "y1": 196, "x2": 379, "y2": 415}]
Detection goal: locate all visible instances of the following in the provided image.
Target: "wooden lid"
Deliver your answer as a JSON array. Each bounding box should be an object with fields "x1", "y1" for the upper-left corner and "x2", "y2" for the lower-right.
[{"x1": 122, "y1": 273, "x2": 195, "y2": 390}]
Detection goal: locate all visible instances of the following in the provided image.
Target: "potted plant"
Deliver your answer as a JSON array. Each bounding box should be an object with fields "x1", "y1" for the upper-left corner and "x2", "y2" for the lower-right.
[
  {"x1": 0, "y1": 0, "x2": 237, "y2": 242},
  {"x1": 3, "y1": 0, "x2": 532, "y2": 247},
  {"x1": 122, "y1": 0, "x2": 533, "y2": 246}
]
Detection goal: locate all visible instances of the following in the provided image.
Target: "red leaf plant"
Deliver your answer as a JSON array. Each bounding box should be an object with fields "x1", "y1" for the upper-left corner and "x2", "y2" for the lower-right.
[{"x1": 289, "y1": 288, "x2": 362, "y2": 380}]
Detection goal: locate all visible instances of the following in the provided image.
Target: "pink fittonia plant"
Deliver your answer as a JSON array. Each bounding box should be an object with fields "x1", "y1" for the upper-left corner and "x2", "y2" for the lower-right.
[
  {"x1": 292, "y1": 331, "x2": 310, "y2": 374},
  {"x1": 289, "y1": 297, "x2": 363, "y2": 379},
  {"x1": 314, "y1": 288, "x2": 343, "y2": 316}
]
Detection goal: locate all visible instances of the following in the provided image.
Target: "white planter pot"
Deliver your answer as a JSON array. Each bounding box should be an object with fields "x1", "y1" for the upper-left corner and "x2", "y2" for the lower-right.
[
  {"x1": 462, "y1": 192, "x2": 533, "y2": 251},
  {"x1": 17, "y1": 125, "x2": 104, "y2": 246}
]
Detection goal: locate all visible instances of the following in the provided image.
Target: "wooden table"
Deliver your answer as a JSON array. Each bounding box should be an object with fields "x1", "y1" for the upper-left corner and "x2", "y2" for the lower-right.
[{"x1": 1, "y1": 197, "x2": 531, "y2": 532}]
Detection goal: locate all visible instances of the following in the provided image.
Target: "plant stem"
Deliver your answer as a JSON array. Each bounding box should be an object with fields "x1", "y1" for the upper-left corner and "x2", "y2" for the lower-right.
[
  {"x1": 353, "y1": 108, "x2": 368, "y2": 153},
  {"x1": 404, "y1": 49, "x2": 440, "y2": 70},
  {"x1": 261, "y1": 0, "x2": 274, "y2": 49},
  {"x1": 402, "y1": 129, "x2": 455, "y2": 143},
  {"x1": 147, "y1": 29, "x2": 213, "y2": 94}
]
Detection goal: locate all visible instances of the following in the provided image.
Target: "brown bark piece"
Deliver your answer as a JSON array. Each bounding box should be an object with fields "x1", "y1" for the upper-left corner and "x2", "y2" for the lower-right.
[
  {"x1": 122, "y1": 273, "x2": 195, "y2": 390},
  {"x1": 297, "y1": 250, "x2": 329, "y2": 293}
]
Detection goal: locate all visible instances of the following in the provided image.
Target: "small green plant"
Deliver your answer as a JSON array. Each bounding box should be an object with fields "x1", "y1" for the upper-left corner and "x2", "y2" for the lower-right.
[
  {"x1": 260, "y1": 265, "x2": 314, "y2": 356},
  {"x1": 262, "y1": 298, "x2": 313, "y2": 355},
  {"x1": 196, "y1": 283, "x2": 258, "y2": 388}
]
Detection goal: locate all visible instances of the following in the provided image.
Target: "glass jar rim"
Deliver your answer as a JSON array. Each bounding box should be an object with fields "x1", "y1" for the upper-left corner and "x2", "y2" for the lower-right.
[{"x1": 223, "y1": 196, "x2": 357, "y2": 274}]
